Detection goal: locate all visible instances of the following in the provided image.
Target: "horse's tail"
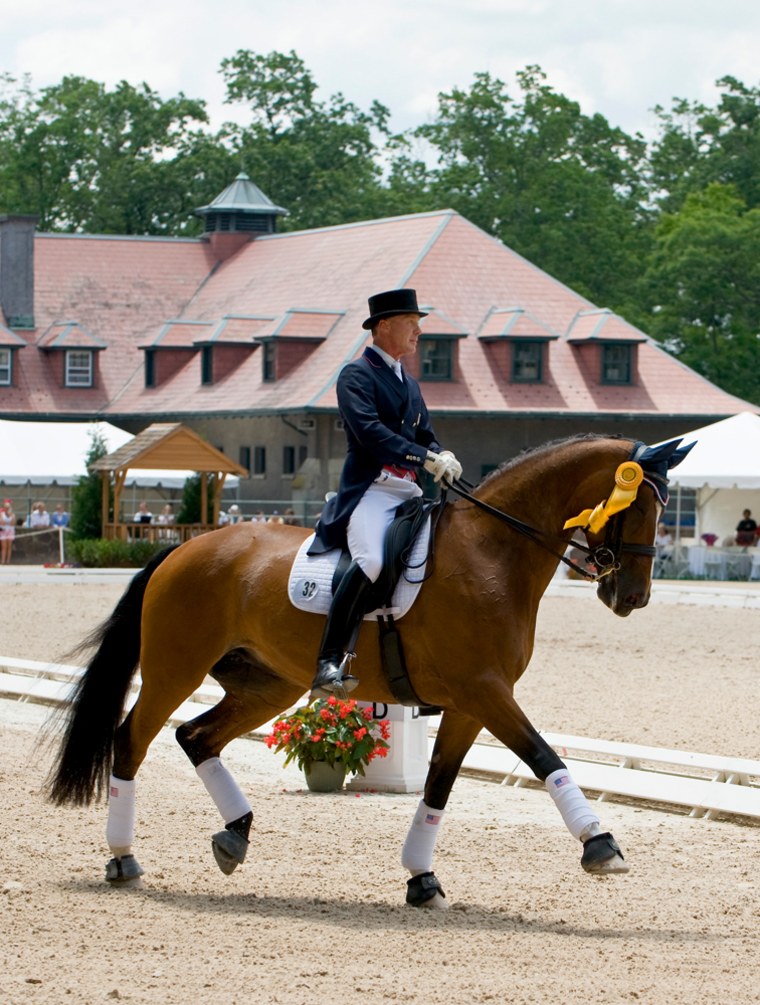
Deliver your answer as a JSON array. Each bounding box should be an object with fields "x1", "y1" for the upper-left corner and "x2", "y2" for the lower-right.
[{"x1": 45, "y1": 546, "x2": 178, "y2": 807}]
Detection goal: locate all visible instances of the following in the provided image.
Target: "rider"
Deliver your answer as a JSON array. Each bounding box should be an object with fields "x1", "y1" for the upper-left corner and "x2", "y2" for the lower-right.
[{"x1": 307, "y1": 288, "x2": 463, "y2": 697}]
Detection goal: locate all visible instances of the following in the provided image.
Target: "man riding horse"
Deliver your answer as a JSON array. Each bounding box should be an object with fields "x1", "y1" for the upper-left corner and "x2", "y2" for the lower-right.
[{"x1": 307, "y1": 288, "x2": 462, "y2": 698}]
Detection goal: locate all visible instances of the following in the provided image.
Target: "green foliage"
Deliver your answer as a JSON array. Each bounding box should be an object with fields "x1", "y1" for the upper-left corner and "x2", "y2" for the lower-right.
[
  {"x1": 69, "y1": 429, "x2": 110, "y2": 540},
  {"x1": 176, "y1": 474, "x2": 214, "y2": 524},
  {"x1": 68, "y1": 537, "x2": 168, "y2": 568},
  {"x1": 219, "y1": 49, "x2": 391, "y2": 229},
  {"x1": 641, "y1": 183, "x2": 760, "y2": 405},
  {"x1": 265, "y1": 697, "x2": 391, "y2": 776}
]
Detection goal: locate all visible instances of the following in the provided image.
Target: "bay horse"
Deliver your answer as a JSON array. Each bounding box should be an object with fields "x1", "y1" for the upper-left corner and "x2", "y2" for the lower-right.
[{"x1": 46, "y1": 433, "x2": 691, "y2": 908}]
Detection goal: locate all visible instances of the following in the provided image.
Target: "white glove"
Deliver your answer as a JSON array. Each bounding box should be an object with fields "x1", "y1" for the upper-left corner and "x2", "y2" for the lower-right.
[{"x1": 423, "y1": 450, "x2": 463, "y2": 484}]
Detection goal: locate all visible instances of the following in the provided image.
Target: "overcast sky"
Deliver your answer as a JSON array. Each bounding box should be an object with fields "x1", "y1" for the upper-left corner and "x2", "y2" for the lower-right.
[{"x1": 3, "y1": 0, "x2": 759, "y2": 141}]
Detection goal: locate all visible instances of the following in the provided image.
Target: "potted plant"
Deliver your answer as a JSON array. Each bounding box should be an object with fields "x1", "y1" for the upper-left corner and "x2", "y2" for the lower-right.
[{"x1": 265, "y1": 696, "x2": 391, "y2": 792}]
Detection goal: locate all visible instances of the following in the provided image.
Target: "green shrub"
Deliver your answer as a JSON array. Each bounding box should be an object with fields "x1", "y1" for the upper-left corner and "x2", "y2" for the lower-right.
[{"x1": 69, "y1": 537, "x2": 169, "y2": 568}]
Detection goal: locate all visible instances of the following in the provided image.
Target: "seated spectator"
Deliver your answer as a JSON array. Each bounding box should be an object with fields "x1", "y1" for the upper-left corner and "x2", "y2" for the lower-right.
[
  {"x1": 227, "y1": 504, "x2": 243, "y2": 525},
  {"x1": 283, "y1": 507, "x2": 300, "y2": 526},
  {"x1": 156, "y1": 504, "x2": 175, "y2": 525},
  {"x1": 268, "y1": 510, "x2": 285, "y2": 524},
  {"x1": 656, "y1": 522, "x2": 673, "y2": 559},
  {"x1": 218, "y1": 509, "x2": 229, "y2": 526},
  {"x1": 132, "y1": 501, "x2": 153, "y2": 524},
  {"x1": 51, "y1": 504, "x2": 70, "y2": 528}
]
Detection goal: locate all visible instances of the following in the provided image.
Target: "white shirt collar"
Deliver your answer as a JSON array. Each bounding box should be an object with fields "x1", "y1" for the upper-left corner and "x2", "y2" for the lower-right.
[{"x1": 372, "y1": 344, "x2": 403, "y2": 379}]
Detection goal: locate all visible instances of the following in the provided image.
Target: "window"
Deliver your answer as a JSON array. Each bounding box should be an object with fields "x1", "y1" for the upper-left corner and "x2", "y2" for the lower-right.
[
  {"x1": 262, "y1": 342, "x2": 276, "y2": 382},
  {"x1": 145, "y1": 350, "x2": 155, "y2": 388},
  {"x1": 64, "y1": 350, "x2": 94, "y2": 387},
  {"x1": 511, "y1": 341, "x2": 543, "y2": 383},
  {"x1": 420, "y1": 338, "x2": 452, "y2": 380},
  {"x1": 201, "y1": 346, "x2": 213, "y2": 385},
  {"x1": 601, "y1": 344, "x2": 632, "y2": 384},
  {"x1": 0, "y1": 349, "x2": 11, "y2": 386},
  {"x1": 239, "y1": 446, "x2": 251, "y2": 471},
  {"x1": 253, "y1": 446, "x2": 266, "y2": 476},
  {"x1": 283, "y1": 445, "x2": 296, "y2": 476}
]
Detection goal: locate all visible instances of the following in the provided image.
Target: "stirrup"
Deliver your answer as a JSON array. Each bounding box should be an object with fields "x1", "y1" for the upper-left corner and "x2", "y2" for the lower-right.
[{"x1": 311, "y1": 653, "x2": 359, "y2": 700}]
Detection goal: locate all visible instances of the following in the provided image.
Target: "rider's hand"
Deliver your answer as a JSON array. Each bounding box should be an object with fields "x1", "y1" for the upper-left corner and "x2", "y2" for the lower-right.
[{"x1": 424, "y1": 450, "x2": 462, "y2": 483}]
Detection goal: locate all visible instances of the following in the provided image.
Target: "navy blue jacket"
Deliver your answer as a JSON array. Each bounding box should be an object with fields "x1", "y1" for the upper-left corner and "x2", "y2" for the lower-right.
[{"x1": 309, "y1": 346, "x2": 441, "y2": 554}]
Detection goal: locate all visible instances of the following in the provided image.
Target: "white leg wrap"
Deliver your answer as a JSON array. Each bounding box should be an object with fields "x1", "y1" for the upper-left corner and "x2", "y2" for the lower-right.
[
  {"x1": 401, "y1": 800, "x2": 445, "y2": 874},
  {"x1": 545, "y1": 769, "x2": 601, "y2": 842},
  {"x1": 196, "y1": 757, "x2": 251, "y2": 825},
  {"x1": 106, "y1": 775, "x2": 136, "y2": 856}
]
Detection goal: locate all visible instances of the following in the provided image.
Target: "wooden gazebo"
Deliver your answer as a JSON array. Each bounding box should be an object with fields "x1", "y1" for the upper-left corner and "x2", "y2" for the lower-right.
[{"x1": 90, "y1": 423, "x2": 248, "y2": 542}]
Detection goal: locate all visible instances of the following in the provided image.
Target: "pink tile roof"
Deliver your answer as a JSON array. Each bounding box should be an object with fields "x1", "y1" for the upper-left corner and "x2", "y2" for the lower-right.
[{"x1": 0, "y1": 210, "x2": 754, "y2": 422}]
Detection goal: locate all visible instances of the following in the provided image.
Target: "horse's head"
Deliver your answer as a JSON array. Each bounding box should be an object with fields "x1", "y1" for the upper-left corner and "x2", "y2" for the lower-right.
[{"x1": 566, "y1": 437, "x2": 695, "y2": 617}]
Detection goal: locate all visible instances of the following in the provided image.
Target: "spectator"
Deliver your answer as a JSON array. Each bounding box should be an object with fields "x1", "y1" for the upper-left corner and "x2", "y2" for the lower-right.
[
  {"x1": 268, "y1": 510, "x2": 285, "y2": 524},
  {"x1": 51, "y1": 504, "x2": 70, "y2": 528},
  {"x1": 0, "y1": 499, "x2": 16, "y2": 564},
  {"x1": 132, "y1": 501, "x2": 153, "y2": 524},
  {"x1": 283, "y1": 507, "x2": 300, "y2": 526},
  {"x1": 30, "y1": 501, "x2": 51, "y2": 528},
  {"x1": 156, "y1": 504, "x2": 175, "y2": 525},
  {"x1": 735, "y1": 509, "x2": 757, "y2": 547},
  {"x1": 227, "y1": 504, "x2": 243, "y2": 525},
  {"x1": 656, "y1": 522, "x2": 673, "y2": 560},
  {"x1": 218, "y1": 509, "x2": 229, "y2": 526},
  {"x1": 251, "y1": 510, "x2": 266, "y2": 523}
]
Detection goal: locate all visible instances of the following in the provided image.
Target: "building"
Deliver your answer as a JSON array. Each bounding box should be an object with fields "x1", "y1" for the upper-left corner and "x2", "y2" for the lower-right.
[{"x1": 0, "y1": 173, "x2": 755, "y2": 515}]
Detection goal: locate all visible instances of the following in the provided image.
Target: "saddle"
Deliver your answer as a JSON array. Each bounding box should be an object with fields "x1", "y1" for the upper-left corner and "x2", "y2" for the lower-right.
[{"x1": 287, "y1": 495, "x2": 444, "y2": 710}]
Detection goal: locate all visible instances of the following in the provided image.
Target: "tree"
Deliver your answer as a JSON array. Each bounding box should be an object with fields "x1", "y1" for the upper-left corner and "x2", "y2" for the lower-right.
[
  {"x1": 641, "y1": 183, "x2": 760, "y2": 405},
  {"x1": 649, "y1": 77, "x2": 760, "y2": 215},
  {"x1": 70, "y1": 429, "x2": 110, "y2": 539},
  {"x1": 0, "y1": 73, "x2": 224, "y2": 233},
  {"x1": 409, "y1": 66, "x2": 651, "y2": 311},
  {"x1": 218, "y1": 49, "x2": 391, "y2": 229}
]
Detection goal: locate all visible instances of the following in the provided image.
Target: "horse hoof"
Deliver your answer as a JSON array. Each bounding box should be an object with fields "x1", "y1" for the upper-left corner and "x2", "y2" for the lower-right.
[
  {"x1": 417, "y1": 890, "x2": 450, "y2": 911},
  {"x1": 105, "y1": 854, "x2": 144, "y2": 886},
  {"x1": 212, "y1": 828, "x2": 249, "y2": 875},
  {"x1": 405, "y1": 871, "x2": 448, "y2": 909},
  {"x1": 581, "y1": 832, "x2": 630, "y2": 875}
]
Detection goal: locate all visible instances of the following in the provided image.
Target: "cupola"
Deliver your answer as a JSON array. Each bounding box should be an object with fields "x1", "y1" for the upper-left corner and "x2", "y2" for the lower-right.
[{"x1": 195, "y1": 173, "x2": 288, "y2": 261}]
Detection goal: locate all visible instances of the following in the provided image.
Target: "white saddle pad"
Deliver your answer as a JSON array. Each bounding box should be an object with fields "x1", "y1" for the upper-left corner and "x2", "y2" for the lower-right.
[{"x1": 287, "y1": 518, "x2": 431, "y2": 621}]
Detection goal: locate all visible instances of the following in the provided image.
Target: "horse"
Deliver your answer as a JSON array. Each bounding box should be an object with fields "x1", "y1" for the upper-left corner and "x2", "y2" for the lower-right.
[{"x1": 46, "y1": 432, "x2": 692, "y2": 908}]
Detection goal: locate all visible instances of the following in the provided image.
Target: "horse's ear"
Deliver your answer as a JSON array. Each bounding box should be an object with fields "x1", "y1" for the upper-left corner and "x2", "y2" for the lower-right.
[
  {"x1": 637, "y1": 438, "x2": 696, "y2": 470},
  {"x1": 666, "y1": 440, "x2": 697, "y2": 469}
]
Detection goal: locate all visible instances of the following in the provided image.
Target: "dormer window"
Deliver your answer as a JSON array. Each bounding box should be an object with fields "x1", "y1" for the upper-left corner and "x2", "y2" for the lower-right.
[
  {"x1": 262, "y1": 342, "x2": 276, "y2": 382},
  {"x1": 65, "y1": 349, "x2": 94, "y2": 387},
  {"x1": 420, "y1": 337, "x2": 452, "y2": 380},
  {"x1": 201, "y1": 346, "x2": 213, "y2": 385},
  {"x1": 0, "y1": 348, "x2": 12, "y2": 385},
  {"x1": 511, "y1": 341, "x2": 544, "y2": 383},
  {"x1": 601, "y1": 343, "x2": 633, "y2": 384}
]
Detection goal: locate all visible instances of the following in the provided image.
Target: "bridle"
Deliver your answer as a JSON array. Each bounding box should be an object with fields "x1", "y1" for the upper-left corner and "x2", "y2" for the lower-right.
[{"x1": 444, "y1": 442, "x2": 663, "y2": 583}]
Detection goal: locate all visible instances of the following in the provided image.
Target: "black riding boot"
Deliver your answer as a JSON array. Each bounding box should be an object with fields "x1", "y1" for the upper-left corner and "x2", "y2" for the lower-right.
[{"x1": 311, "y1": 561, "x2": 373, "y2": 698}]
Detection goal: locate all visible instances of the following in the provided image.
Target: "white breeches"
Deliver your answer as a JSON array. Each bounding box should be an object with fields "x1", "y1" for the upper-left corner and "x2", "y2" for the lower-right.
[{"x1": 347, "y1": 473, "x2": 422, "y2": 582}]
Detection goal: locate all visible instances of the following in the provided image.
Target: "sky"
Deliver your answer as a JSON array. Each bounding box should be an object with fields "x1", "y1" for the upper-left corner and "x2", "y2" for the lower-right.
[{"x1": 2, "y1": 0, "x2": 759, "y2": 142}]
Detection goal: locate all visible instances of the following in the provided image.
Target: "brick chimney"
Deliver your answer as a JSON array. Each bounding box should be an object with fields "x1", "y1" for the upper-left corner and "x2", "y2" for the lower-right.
[{"x1": 0, "y1": 214, "x2": 38, "y2": 330}]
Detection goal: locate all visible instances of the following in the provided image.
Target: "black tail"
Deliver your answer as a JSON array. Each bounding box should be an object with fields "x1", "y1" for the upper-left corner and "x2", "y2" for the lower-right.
[{"x1": 45, "y1": 547, "x2": 178, "y2": 806}]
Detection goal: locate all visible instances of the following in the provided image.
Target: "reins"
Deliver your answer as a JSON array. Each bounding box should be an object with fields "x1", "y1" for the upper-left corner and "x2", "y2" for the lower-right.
[
  {"x1": 444, "y1": 477, "x2": 602, "y2": 580},
  {"x1": 444, "y1": 465, "x2": 657, "y2": 583}
]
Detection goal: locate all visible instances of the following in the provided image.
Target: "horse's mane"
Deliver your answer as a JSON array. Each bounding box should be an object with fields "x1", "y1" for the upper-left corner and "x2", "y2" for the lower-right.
[{"x1": 476, "y1": 432, "x2": 628, "y2": 491}]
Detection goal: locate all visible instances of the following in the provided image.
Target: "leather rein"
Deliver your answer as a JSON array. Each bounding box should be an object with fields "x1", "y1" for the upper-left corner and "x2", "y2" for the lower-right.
[{"x1": 444, "y1": 456, "x2": 661, "y2": 583}]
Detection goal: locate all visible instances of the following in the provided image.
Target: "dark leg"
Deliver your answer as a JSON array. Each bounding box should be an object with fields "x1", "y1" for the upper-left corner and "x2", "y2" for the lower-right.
[{"x1": 311, "y1": 560, "x2": 373, "y2": 697}]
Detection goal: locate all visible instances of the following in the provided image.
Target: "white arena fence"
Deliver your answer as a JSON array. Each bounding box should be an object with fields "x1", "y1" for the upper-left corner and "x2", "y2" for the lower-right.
[{"x1": 2, "y1": 655, "x2": 758, "y2": 823}]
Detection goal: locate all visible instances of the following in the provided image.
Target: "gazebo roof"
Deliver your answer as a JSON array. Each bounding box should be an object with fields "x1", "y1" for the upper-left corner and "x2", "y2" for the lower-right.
[{"x1": 89, "y1": 422, "x2": 248, "y2": 476}]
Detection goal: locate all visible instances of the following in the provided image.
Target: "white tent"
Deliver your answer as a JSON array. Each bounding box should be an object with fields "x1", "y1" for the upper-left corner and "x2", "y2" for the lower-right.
[
  {"x1": 665, "y1": 412, "x2": 760, "y2": 541},
  {"x1": 0, "y1": 419, "x2": 133, "y2": 482}
]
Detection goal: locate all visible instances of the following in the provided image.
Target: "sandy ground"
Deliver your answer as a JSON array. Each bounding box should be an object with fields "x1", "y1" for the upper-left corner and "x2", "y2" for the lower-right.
[{"x1": 1, "y1": 577, "x2": 759, "y2": 1005}]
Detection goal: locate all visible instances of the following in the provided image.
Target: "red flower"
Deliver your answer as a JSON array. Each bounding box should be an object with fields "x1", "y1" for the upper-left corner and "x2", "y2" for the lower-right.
[{"x1": 353, "y1": 727, "x2": 367, "y2": 741}]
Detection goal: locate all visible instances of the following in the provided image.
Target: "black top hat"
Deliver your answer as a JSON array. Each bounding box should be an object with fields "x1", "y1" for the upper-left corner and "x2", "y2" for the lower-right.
[{"x1": 362, "y1": 288, "x2": 429, "y2": 330}]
